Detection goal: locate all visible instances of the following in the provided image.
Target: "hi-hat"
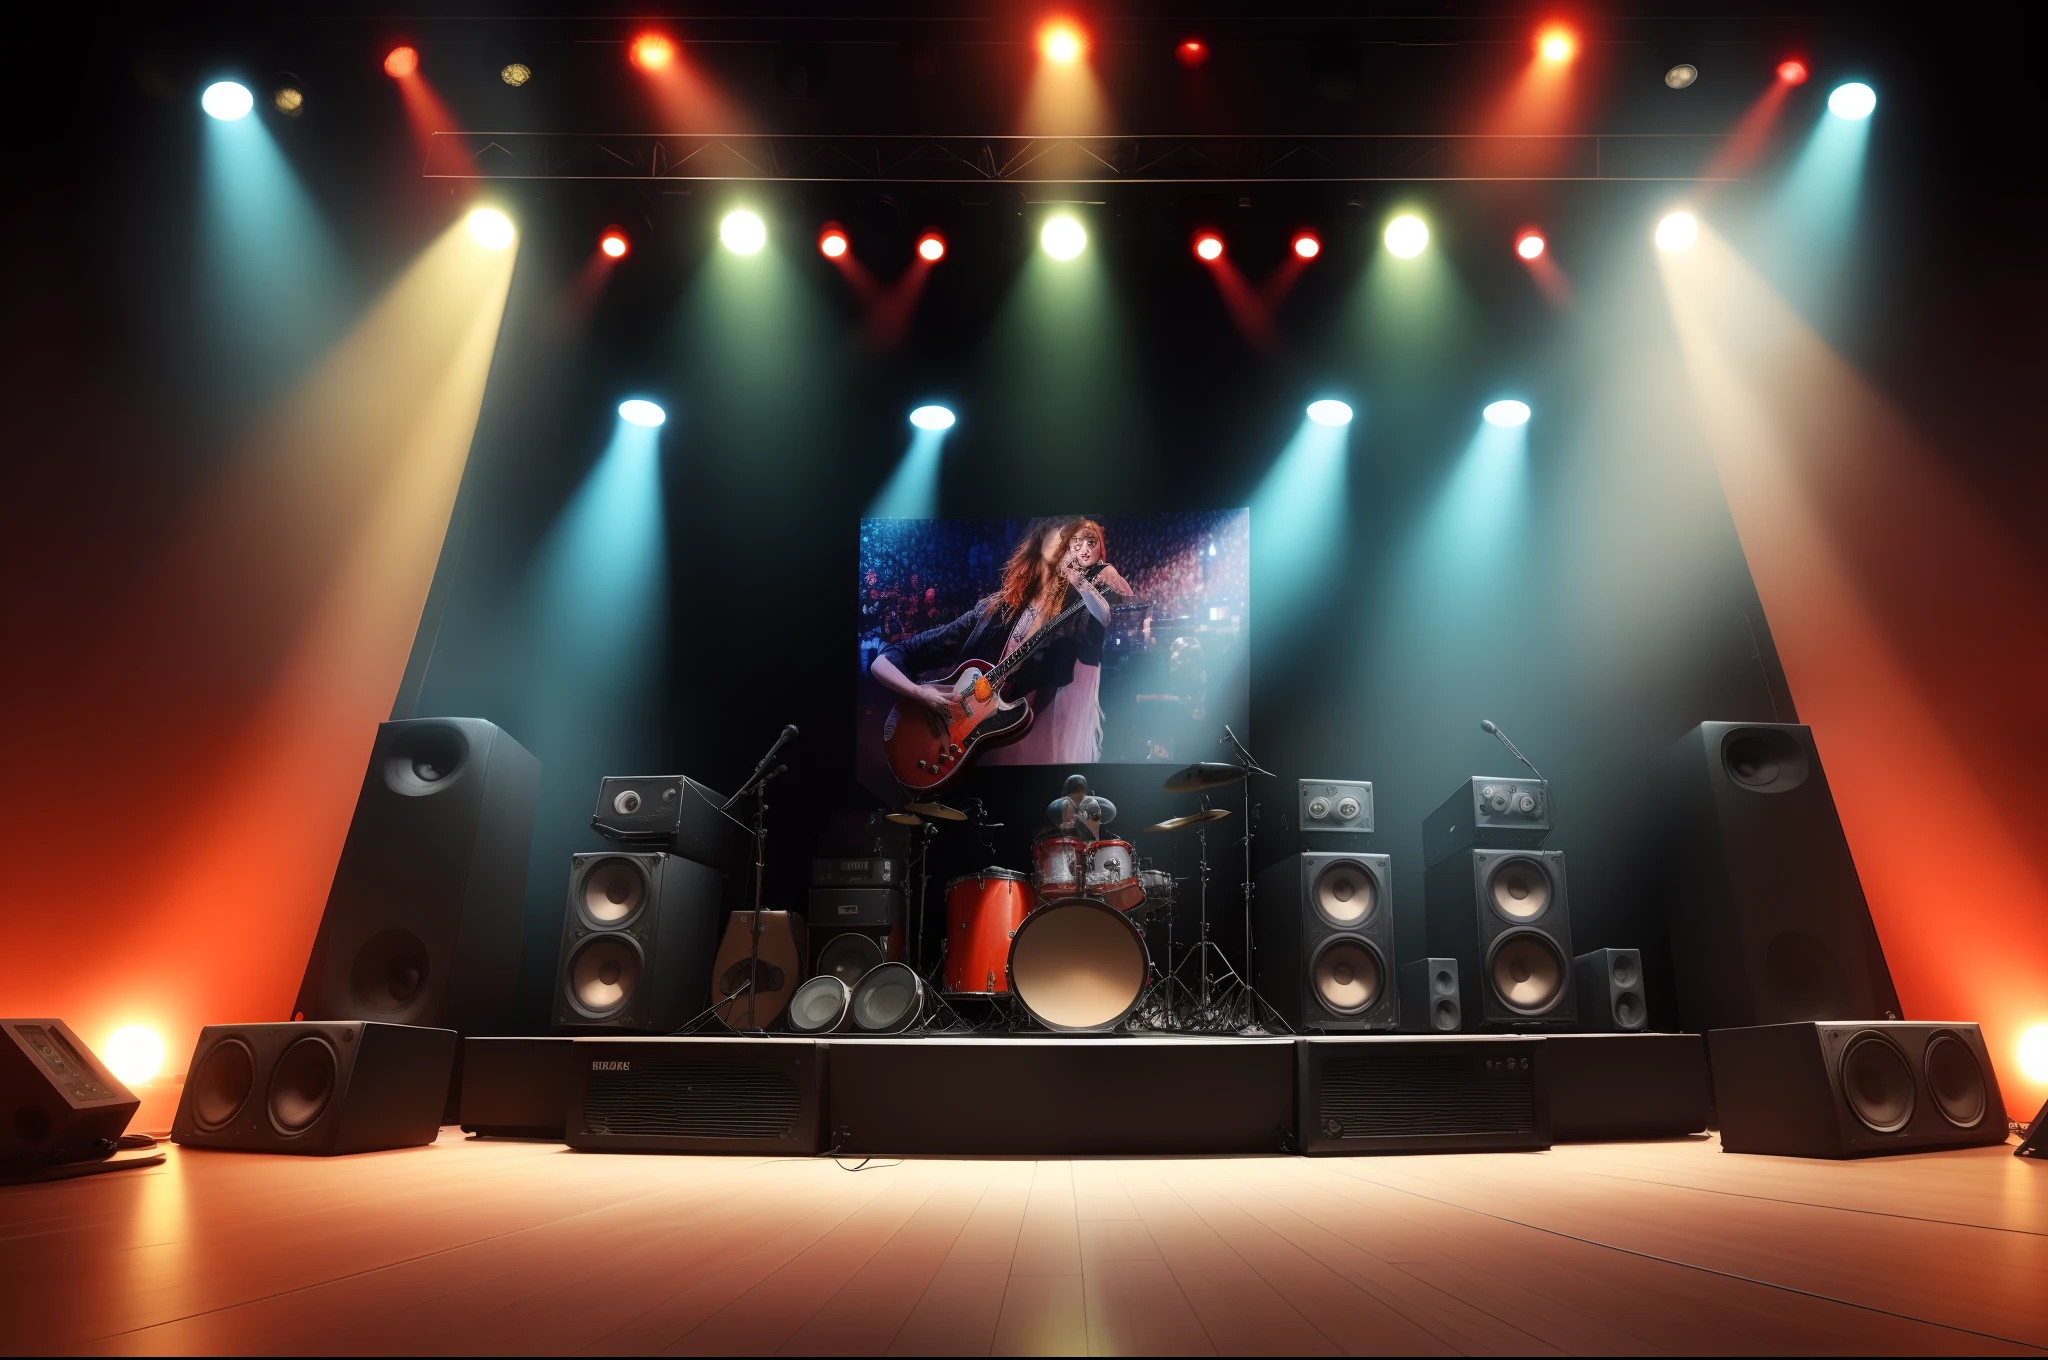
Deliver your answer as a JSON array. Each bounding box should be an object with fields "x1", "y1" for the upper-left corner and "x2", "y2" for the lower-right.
[
  {"x1": 1162, "y1": 762, "x2": 1249, "y2": 793},
  {"x1": 1143, "y1": 808, "x2": 1233, "y2": 832},
  {"x1": 884, "y1": 811, "x2": 924, "y2": 825},
  {"x1": 904, "y1": 800, "x2": 967, "y2": 821}
]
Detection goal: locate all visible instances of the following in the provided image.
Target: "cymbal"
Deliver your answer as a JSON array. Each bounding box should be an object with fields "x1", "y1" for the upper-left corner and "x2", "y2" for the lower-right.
[
  {"x1": 904, "y1": 800, "x2": 967, "y2": 821},
  {"x1": 884, "y1": 811, "x2": 924, "y2": 826},
  {"x1": 1161, "y1": 762, "x2": 1249, "y2": 793},
  {"x1": 1143, "y1": 808, "x2": 1233, "y2": 832}
]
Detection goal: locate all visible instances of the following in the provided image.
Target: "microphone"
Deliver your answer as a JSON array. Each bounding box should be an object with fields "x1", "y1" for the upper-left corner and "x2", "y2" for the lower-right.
[
  {"x1": 1481, "y1": 718, "x2": 1546, "y2": 783},
  {"x1": 727, "y1": 725, "x2": 799, "y2": 807}
]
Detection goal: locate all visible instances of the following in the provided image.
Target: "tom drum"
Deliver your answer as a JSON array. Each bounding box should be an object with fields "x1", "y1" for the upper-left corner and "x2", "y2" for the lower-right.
[{"x1": 1084, "y1": 839, "x2": 1144, "y2": 913}]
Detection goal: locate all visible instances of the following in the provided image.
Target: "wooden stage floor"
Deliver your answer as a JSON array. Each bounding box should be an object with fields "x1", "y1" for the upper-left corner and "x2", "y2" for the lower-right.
[{"x1": 3, "y1": 1129, "x2": 2043, "y2": 1356}]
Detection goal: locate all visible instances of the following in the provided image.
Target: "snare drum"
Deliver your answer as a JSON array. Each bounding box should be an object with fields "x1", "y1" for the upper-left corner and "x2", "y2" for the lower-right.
[
  {"x1": 1138, "y1": 868, "x2": 1177, "y2": 907},
  {"x1": 1031, "y1": 835, "x2": 1088, "y2": 901},
  {"x1": 1007, "y1": 895, "x2": 1150, "y2": 1033},
  {"x1": 1084, "y1": 838, "x2": 1144, "y2": 913},
  {"x1": 943, "y1": 868, "x2": 1033, "y2": 996}
]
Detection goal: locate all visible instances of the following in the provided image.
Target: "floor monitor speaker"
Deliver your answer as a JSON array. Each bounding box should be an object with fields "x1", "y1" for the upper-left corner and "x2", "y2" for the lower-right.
[
  {"x1": 172, "y1": 1023, "x2": 455, "y2": 1155},
  {"x1": 1574, "y1": 948, "x2": 1648, "y2": 1032},
  {"x1": 1254, "y1": 854, "x2": 1398, "y2": 1032},
  {"x1": 1425, "y1": 850, "x2": 1577, "y2": 1029},
  {"x1": 565, "y1": 1037, "x2": 824, "y2": 1154},
  {"x1": 787, "y1": 977, "x2": 854, "y2": 1034},
  {"x1": 1398, "y1": 959, "x2": 1463, "y2": 1033},
  {"x1": 2017, "y1": 1097, "x2": 2048, "y2": 1161},
  {"x1": 553, "y1": 852, "x2": 725, "y2": 1034},
  {"x1": 1297, "y1": 1037, "x2": 1548, "y2": 1153},
  {"x1": 294, "y1": 718, "x2": 539, "y2": 1036},
  {"x1": 2, "y1": 1020, "x2": 138, "y2": 1171},
  {"x1": 1709, "y1": 1021, "x2": 2007, "y2": 1158},
  {"x1": 1654, "y1": 722, "x2": 1902, "y2": 1031},
  {"x1": 710, "y1": 912, "x2": 806, "y2": 1029}
]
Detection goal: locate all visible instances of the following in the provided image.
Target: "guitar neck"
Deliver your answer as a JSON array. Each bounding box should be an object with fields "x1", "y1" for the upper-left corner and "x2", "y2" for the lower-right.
[{"x1": 988, "y1": 599, "x2": 1088, "y2": 687}]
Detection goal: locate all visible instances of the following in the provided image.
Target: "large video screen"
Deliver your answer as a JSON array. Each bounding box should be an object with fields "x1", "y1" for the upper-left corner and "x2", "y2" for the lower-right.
[{"x1": 857, "y1": 510, "x2": 1249, "y2": 797}]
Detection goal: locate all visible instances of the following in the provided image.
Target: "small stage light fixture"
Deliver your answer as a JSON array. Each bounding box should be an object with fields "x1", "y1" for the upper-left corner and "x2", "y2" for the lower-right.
[
  {"x1": 502, "y1": 63, "x2": 532, "y2": 87},
  {"x1": 1292, "y1": 232, "x2": 1321, "y2": 260},
  {"x1": 1655, "y1": 211, "x2": 1698, "y2": 252},
  {"x1": 1176, "y1": 38, "x2": 1209, "y2": 67},
  {"x1": 1537, "y1": 27, "x2": 1577, "y2": 63},
  {"x1": 818, "y1": 225, "x2": 849, "y2": 258},
  {"x1": 1193, "y1": 232, "x2": 1224, "y2": 262},
  {"x1": 632, "y1": 33, "x2": 677, "y2": 71},
  {"x1": 201, "y1": 81, "x2": 254, "y2": 121},
  {"x1": 1041, "y1": 215, "x2": 1087, "y2": 260},
  {"x1": 1483, "y1": 399, "x2": 1532, "y2": 427},
  {"x1": 721, "y1": 209, "x2": 767, "y2": 255},
  {"x1": 273, "y1": 84, "x2": 305, "y2": 116},
  {"x1": 600, "y1": 228, "x2": 629, "y2": 259},
  {"x1": 618, "y1": 399, "x2": 667, "y2": 428},
  {"x1": 383, "y1": 46, "x2": 419, "y2": 78},
  {"x1": 1665, "y1": 64, "x2": 1698, "y2": 89},
  {"x1": 467, "y1": 208, "x2": 516, "y2": 250},
  {"x1": 1040, "y1": 21, "x2": 1085, "y2": 65},
  {"x1": 910, "y1": 405, "x2": 956, "y2": 430},
  {"x1": 1828, "y1": 82, "x2": 1877, "y2": 119},
  {"x1": 1777, "y1": 59, "x2": 1809, "y2": 85},
  {"x1": 1384, "y1": 214, "x2": 1429, "y2": 258},
  {"x1": 103, "y1": 1025, "x2": 165, "y2": 1086},
  {"x1": 1307, "y1": 399, "x2": 1353, "y2": 427},
  {"x1": 1516, "y1": 230, "x2": 1546, "y2": 260},
  {"x1": 917, "y1": 233, "x2": 947, "y2": 262}
]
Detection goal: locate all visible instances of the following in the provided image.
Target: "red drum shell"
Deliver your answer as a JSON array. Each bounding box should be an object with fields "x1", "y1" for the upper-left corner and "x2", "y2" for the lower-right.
[
  {"x1": 1084, "y1": 838, "x2": 1144, "y2": 913},
  {"x1": 944, "y1": 869, "x2": 1032, "y2": 996}
]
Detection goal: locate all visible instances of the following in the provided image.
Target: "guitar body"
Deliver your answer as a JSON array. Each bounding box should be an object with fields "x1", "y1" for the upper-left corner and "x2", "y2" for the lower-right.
[{"x1": 883, "y1": 658, "x2": 1035, "y2": 792}]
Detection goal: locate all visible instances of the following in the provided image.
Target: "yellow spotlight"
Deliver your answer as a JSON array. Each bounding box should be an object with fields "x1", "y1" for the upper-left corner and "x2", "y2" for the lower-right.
[
  {"x1": 1655, "y1": 210, "x2": 1698, "y2": 252},
  {"x1": 720, "y1": 209, "x2": 767, "y2": 255},
  {"x1": 2022, "y1": 1024, "x2": 2048, "y2": 1083},
  {"x1": 466, "y1": 207, "x2": 516, "y2": 250},
  {"x1": 104, "y1": 1025, "x2": 165, "y2": 1086},
  {"x1": 1041, "y1": 215, "x2": 1087, "y2": 260},
  {"x1": 1538, "y1": 27, "x2": 1577, "y2": 63},
  {"x1": 1040, "y1": 21, "x2": 1085, "y2": 65},
  {"x1": 1383, "y1": 214, "x2": 1429, "y2": 258}
]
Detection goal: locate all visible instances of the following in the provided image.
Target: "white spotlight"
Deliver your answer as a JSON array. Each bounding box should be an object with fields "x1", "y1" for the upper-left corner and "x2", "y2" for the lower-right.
[
  {"x1": 720, "y1": 209, "x2": 767, "y2": 255},
  {"x1": 1828, "y1": 82, "x2": 1877, "y2": 120},
  {"x1": 467, "y1": 208, "x2": 516, "y2": 249},
  {"x1": 618, "y1": 399, "x2": 667, "y2": 427},
  {"x1": 910, "y1": 405, "x2": 956, "y2": 431},
  {"x1": 201, "y1": 81, "x2": 254, "y2": 121},
  {"x1": 1483, "y1": 399, "x2": 1532, "y2": 428},
  {"x1": 1654, "y1": 211, "x2": 1698, "y2": 252},
  {"x1": 1306, "y1": 399, "x2": 1353, "y2": 427},
  {"x1": 1041, "y1": 216, "x2": 1087, "y2": 260},
  {"x1": 1384, "y1": 214, "x2": 1429, "y2": 258}
]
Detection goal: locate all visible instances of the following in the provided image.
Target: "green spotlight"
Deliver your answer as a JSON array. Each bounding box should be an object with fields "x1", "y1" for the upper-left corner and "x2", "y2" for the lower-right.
[
  {"x1": 1384, "y1": 214, "x2": 1429, "y2": 258},
  {"x1": 1041, "y1": 215, "x2": 1087, "y2": 260},
  {"x1": 721, "y1": 209, "x2": 767, "y2": 255}
]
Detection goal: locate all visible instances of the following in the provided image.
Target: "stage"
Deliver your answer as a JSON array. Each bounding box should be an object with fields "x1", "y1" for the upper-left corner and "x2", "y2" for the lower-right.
[{"x1": 4, "y1": 1129, "x2": 2038, "y2": 1355}]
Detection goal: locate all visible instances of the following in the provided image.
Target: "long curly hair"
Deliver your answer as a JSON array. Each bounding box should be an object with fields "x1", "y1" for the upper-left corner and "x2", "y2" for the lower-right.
[{"x1": 993, "y1": 517, "x2": 1088, "y2": 628}]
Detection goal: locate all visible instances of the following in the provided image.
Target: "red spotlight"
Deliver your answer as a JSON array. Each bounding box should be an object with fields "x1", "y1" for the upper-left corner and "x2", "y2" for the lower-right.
[
  {"x1": 600, "y1": 228, "x2": 629, "y2": 259},
  {"x1": 631, "y1": 32, "x2": 676, "y2": 71},
  {"x1": 1039, "y1": 20, "x2": 1086, "y2": 65},
  {"x1": 917, "y1": 233, "x2": 946, "y2": 262},
  {"x1": 1536, "y1": 26, "x2": 1577, "y2": 63},
  {"x1": 1777, "y1": 59, "x2": 1809, "y2": 85},
  {"x1": 383, "y1": 46, "x2": 419, "y2": 78},
  {"x1": 1291, "y1": 231, "x2": 1321, "y2": 260},
  {"x1": 818, "y1": 224, "x2": 849, "y2": 259},
  {"x1": 1176, "y1": 38, "x2": 1209, "y2": 67},
  {"x1": 1193, "y1": 231, "x2": 1224, "y2": 262},
  {"x1": 1516, "y1": 230, "x2": 1546, "y2": 260}
]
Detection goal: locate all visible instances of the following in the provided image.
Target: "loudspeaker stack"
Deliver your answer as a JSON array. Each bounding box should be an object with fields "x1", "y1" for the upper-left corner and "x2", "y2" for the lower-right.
[
  {"x1": 553, "y1": 852, "x2": 725, "y2": 1034},
  {"x1": 1424, "y1": 777, "x2": 1577, "y2": 1029},
  {"x1": 1256, "y1": 781, "x2": 1395, "y2": 1032}
]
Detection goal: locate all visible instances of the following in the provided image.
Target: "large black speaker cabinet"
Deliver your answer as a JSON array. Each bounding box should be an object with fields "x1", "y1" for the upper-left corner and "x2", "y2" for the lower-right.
[
  {"x1": 2, "y1": 1020, "x2": 139, "y2": 1170},
  {"x1": 1297, "y1": 1037, "x2": 1549, "y2": 1153},
  {"x1": 294, "y1": 718, "x2": 539, "y2": 1035},
  {"x1": 1709, "y1": 1021, "x2": 2007, "y2": 1158},
  {"x1": 553, "y1": 852, "x2": 725, "y2": 1034},
  {"x1": 565, "y1": 1038, "x2": 825, "y2": 1154},
  {"x1": 1546, "y1": 1034, "x2": 1713, "y2": 1141},
  {"x1": 1654, "y1": 722, "x2": 1901, "y2": 1031},
  {"x1": 1425, "y1": 850, "x2": 1577, "y2": 1029},
  {"x1": 172, "y1": 1022, "x2": 456, "y2": 1155},
  {"x1": 1254, "y1": 854, "x2": 1398, "y2": 1032}
]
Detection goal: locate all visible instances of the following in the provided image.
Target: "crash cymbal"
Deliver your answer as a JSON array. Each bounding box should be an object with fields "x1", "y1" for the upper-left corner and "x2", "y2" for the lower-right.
[
  {"x1": 1161, "y1": 762, "x2": 1249, "y2": 793},
  {"x1": 884, "y1": 811, "x2": 924, "y2": 826},
  {"x1": 904, "y1": 800, "x2": 968, "y2": 821},
  {"x1": 1143, "y1": 808, "x2": 1234, "y2": 832}
]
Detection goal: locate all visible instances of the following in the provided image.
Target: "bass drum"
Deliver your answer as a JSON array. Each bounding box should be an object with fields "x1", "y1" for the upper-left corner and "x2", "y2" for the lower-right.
[{"x1": 1007, "y1": 896, "x2": 1150, "y2": 1033}]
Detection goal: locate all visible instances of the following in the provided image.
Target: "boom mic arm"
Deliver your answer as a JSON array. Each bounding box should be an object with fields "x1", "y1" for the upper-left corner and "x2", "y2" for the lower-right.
[{"x1": 1479, "y1": 718, "x2": 1543, "y2": 783}]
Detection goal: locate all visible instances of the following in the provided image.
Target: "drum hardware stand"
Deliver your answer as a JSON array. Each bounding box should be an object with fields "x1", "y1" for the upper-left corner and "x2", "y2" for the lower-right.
[
  {"x1": 1167, "y1": 798, "x2": 1247, "y2": 1029},
  {"x1": 1218, "y1": 725, "x2": 1291, "y2": 1036},
  {"x1": 721, "y1": 725, "x2": 798, "y2": 1033}
]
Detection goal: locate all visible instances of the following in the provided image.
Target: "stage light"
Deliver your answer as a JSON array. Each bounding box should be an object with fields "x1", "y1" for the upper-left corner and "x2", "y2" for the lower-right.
[
  {"x1": 501, "y1": 63, "x2": 531, "y2": 87},
  {"x1": 466, "y1": 208, "x2": 516, "y2": 250},
  {"x1": 1307, "y1": 399, "x2": 1353, "y2": 427},
  {"x1": 201, "y1": 81, "x2": 253, "y2": 121},
  {"x1": 1665, "y1": 64, "x2": 1698, "y2": 89},
  {"x1": 917, "y1": 233, "x2": 946, "y2": 262},
  {"x1": 1777, "y1": 59, "x2": 1809, "y2": 85},
  {"x1": 273, "y1": 85, "x2": 305, "y2": 116},
  {"x1": 818, "y1": 225, "x2": 849, "y2": 259},
  {"x1": 1040, "y1": 21, "x2": 1085, "y2": 65},
  {"x1": 600, "y1": 228, "x2": 628, "y2": 259},
  {"x1": 1537, "y1": 27, "x2": 1576, "y2": 63},
  {"x1": 1041, "y1": 215, "x2": 1087, "y2": 260},
  {"x1": 631, "y1": 33, "x2": 676, "y2": 71},
  {"x1": 1483, "y1": 399, "x2": 1532, "y2": 427},
  {"x1": 1516, "y1": 230, "x2": 1546, "y2": 260},
  {"x1": 1829, "y1": 82, "x2": 1876, "y2": 120},
  {"x1": 1655, "y1": 210, "x2": 1698, "y2": 252},
  {"x1": 1193, "y1": 232, "x2": 1224, "y2": 262},
  {"x1": 383, "y1": 46, "x2": 419, "y2": 78},
  {"x1": 1384, "y1": 214, "x2": 1429, "y2": 258},
  {"x1": 2022, "y1": 1024, "x2": 2048, "y2": 1084},
  {"x1": 720, "y1": 209, "x2": 766, "y2": 255},
  {"x1": 1176, "y1": 38, "x2": 1209, "y2": 67},
  {"x1": 618, "y1": 399, "x2": 666, "y2": 428},
  {"x1": 103, "y1": 1025, "x2": 164, "y2": 1086},
  {"x1": 910, "y1": 405, "x2": 956, "y2": 430},
  {"x1": 1292, "y1": 232, "x2": 1321, "y2": 260}
]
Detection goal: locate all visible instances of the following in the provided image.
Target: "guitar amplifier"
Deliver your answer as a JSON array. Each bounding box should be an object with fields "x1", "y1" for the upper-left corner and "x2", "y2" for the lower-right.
[
  {"x1": 807, "y1": 888, "x2": 903, "y2": 927},
  {"x1": 566, "y1": 1037, "x2": 826, "y2": 1154},
  {"x1": 812, "y1": 858, "x2": 904, "y2": 889},
  {"x1": 591, "y1": 776, "x2": 744, "y2": 873}
]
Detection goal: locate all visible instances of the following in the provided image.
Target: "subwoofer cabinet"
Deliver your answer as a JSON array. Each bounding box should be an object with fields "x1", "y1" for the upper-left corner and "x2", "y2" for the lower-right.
[
  {"x1": 1254, "y1": 853, "x2": 1398, "y2": 1032},
  {"x1": 564, "y1": 1037, "x2": 825, "y2": 1155},
  {"x1": 1425, "y1": 850, "x2": 1577, "y2": 1029},
  {"x1": 1296, "y1": 1036, "x2": 1549, "y2": 1154},
  {"x1": 173, "y1": 1022, "x2": 456, "y2": 1155}
]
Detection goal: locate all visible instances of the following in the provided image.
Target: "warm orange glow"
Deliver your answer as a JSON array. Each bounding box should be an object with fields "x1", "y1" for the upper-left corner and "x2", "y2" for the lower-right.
[
  {"x1": 819, "y1": 226, "x2": 849, "y2": 259},
  {"x1": 1193, "y1": 232, "x2": 1224, "y2": 262},
  {"x1": 1176, "y1": 39, "x2": 1209, "y2": 67},
  {"x1": 600, "y1": 229, "x2": 628, "y2": 259},
  {"x1": 1040, "y1": 21, "x2": 1085, "y2": 65},
  {"x1": 917, "y1": 233, "x2": 946, "y2": 262},
  {"x1": 103, "y1": 1025, "x2": 165, "y2": 1086},
  {"x1": 1517, "y1": 230, "x2": 1547, "y2": 260},
  {"x1": 383, "y1": 46, "x2": 419, "y2": 78},
  {"x1": 1537, "y1": 27, "x2": 1576, "y2": 63},
  {"x1": 631, "y1": 33, "x2": 676, "y2": 71},
  {"x1": 1777, "y1": 59, "x2": 1809, "y2": 85},
  {"x1": 1292, "y1": 232, "x2": 1320, "y2": 260}
]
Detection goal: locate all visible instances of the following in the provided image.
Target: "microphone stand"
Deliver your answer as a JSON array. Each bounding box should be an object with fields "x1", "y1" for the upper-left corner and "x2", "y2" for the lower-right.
[
  {"x1": 726, "y1": 728, "x2": 792, "y2": 1033},
  {"x1": 1220, "y1": 725, "x2": 1288, "y2": 1035}
]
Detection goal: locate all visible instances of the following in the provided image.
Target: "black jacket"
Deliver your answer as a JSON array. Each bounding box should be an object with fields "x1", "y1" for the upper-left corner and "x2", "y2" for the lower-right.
[{"x1": 877, "y1": 595, "x2": 1109, "y2": 706}]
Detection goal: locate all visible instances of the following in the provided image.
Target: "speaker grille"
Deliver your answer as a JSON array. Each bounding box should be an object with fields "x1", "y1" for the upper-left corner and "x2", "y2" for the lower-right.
[
  {"x1": 584, "y1": 1060, "x2": 800, "y2": 1138},
  {"x1": 1319, "y1": 1052, "x2": 1535, "y2": 1139}
]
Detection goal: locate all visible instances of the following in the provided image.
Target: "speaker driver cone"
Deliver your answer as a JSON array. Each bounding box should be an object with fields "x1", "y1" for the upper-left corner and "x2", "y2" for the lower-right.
[
  {"x1": 788, "y1": 975, "x2": 853, "y2": 1034},
  {"x1": 569, "y1": 936, "x2": 642, "y2": 1017},
  {"x1": 849, "y1": 962, "x2": 923, "y2": 1033},
  {"x1": 581, "y1": 857, "x2": 649, "y2": 926},
  {"x1": 1488, "y1": 931, "x2": 1566, "y2": 1014},
  {"x1": 1840, "y1": 1033, "x2": 1916, "y2": 1133},
  {"x1": 1925, "y1": 1031, "x2": 1987, "y2": 1128},
  {"x1": 1312, "y1": 860, "x2": 1377, "y2": 926},
  {"x1": 1487, "y1": 858, "x2": 1551, "y2": 921},
  {"x1": 349, "y1": 929, "x2": 430, "y2": 1014},
  {"x1": 268, "y1": 1036, "x2": 338, "y2": 1134},
  {"x1": 1311, "y1": 938, "x2": 1383, "y2": 1015},
  {"x1": 818, "y1": 932, "x2": 886, "y2": 986},
  {"x1": 190, "y1": 1038, "x2": 255, "y2": 1131}
]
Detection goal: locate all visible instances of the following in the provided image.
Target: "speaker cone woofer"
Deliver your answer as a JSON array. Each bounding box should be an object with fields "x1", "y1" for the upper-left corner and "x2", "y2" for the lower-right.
[
  {"x1": 1432, "y1": 965, "x2": 1457, "y2": 996},
  {"x1": 1925, "y1": 1031, "x2": 1987, "y2": 1128},
  {"x1": 818, "y1": 932, "x2": 886, "y2": 986},
  {"x1": 1722, "y1": 726, "x2": 1810, "y2": 793},
  {"x1": 1312, "y1": 860, "x2": 1378, "y2": 927},
  {"x1": 190, "y1": 1038, "x2": 255, "y2": 1131},
  {"x1": 788, "y1": 975, "x2": 853, "y2": 1034},
  {"x1": 1431, "y1": 998, "x2": 1459, "y2": 1032},
  {"x1": 349, "y1": 929, "x2": 430, "y2": 1014},
  {"x1": 568, "y1": 936, "x2": 642, "y2": 1018},
  {"x1": 1840, "y1": 1032, "x2": 1915, "y2": 1133},
  {"x1": 382, "y1": 721, "x2": 470, "y2": 796},
  {"x1": 1614, "y1": 991, "x2": 1646, "y2": 1030},
  {"x1": 268, "y1": 1035, "x2": 338, "y2": 1134},
  {"x1": 1611, "y1": 953, "x2": 1641, "y2": 988},
  {"x1": 849, "y1": 962, "x2": 923, "y2": 1033},
  {"x1": 1488, "y1": 931, "x2": 1567, "y2": 1014},
  {"x1": 1487, "y1": 857, "x2": 1552, "y2": 922},
  {"x1": 1311, "y1": 938, "x2": 1384, "y2": 1015},
  {"x1": 580, "y1": 857, "x2": 649, "y2": 927}
]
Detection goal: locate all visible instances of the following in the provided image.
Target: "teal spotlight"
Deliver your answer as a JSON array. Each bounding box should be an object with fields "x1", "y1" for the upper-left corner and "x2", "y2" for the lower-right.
[
  {"x1": 1482, "y1": 399, "x2": 1531, "y2": 428},
  {"x1": 1306, "y1": 399, "x2": 1353, "y2": 426},
  {"x1": 201, "y1": 81, "x2": 254, "y2": 120},
  {"x1": 909, "y1": 404, "x2": 955, "y2": 431},
  {"x1": 1828, "y1": 82, "x2": 1877, "y2": 119},
  {"x1": 618, "y1": 399, "x2": 666, "y2": 427}
]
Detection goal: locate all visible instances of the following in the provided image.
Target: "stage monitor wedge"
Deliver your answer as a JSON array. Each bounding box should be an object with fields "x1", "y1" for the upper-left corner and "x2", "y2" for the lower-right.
[
  {"x1": 566, "y1": 1037, "x2": 825, "y2": 1154},
  {"x1": 294, "y1": 718, "x2": 539, "y2": 1036},
  {"x1": 173, "y1": 1022, "x2": 455, "y2": 1155},
  {"x1": 1298, "y1": 1036, "x2": 1548, "y2": 1154},
  {"x1": 1255, "y1": 854, "x2": 1398, "y2": 1032},
  {"x1": 1, "y1": 1020, "x2": 138, "y2": 1171}
]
